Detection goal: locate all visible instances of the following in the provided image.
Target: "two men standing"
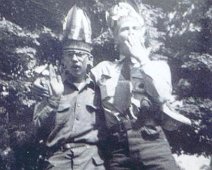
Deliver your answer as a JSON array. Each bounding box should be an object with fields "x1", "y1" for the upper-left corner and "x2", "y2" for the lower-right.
[{"x1": 33, "y1": 2, "x2": 191, "y2": 170}]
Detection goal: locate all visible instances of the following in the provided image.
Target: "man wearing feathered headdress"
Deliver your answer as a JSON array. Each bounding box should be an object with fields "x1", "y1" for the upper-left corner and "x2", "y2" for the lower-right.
[
  {"x1": 91, "y1": 1, "x2": 191, "y2": 169},
  {"x1": 33, "y1": 5, "x2": 105, "y2": 170}
]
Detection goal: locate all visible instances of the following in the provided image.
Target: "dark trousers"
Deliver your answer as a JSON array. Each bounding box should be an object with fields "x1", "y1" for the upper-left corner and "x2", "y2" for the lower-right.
[{"x1": 106, "y1": 126, "x2": 180, "y2": 170}]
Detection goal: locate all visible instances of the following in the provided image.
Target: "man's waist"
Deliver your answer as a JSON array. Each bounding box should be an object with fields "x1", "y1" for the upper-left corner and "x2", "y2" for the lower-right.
[
  {"x1": 108, "y1": 117, "x2": 159, "y2": 134},
  {"x1": 61, "y1": 142, "x2": 96, "y2": 150},
  {"x1": 107, "y1": 118, "x2": 161, "y2": 145},
  {"x1": 46, "y1": 127, "x2": 99, "y2": 147},
  {"x1": 106, "y1": 113, "x2": 159, "y2": 131},
  {"x1": 49, "y1": 141, "x2": 97, "y2": 152}
]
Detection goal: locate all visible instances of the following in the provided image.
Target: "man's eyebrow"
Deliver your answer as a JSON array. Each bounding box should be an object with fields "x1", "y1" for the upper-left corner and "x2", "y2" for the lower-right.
[{"x1": 63, "y1": 51, "x2": 88, "y2": 56}]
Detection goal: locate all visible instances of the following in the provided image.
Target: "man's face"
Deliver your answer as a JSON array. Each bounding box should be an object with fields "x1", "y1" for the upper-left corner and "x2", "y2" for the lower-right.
[
  {"x1": 62, "y1": 49, "x2": 92, "y2": 79},
  {"x1": 114, "y1": 17, "x2": 145, "y2": 55}
]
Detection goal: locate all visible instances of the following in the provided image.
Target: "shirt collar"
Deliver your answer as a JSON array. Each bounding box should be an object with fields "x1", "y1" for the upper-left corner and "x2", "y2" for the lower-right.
[{"x1": 64, "y1": 74, "x2": 95, "y2": 90}]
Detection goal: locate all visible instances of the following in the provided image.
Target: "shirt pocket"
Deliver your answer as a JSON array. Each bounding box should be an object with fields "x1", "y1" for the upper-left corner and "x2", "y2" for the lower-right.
[
  {"x1": 86, "y1": 103, "x2": 99, "y2": 126},
  {"x1": 57, "y1": 103, "x2": 70, "y2": 112}
]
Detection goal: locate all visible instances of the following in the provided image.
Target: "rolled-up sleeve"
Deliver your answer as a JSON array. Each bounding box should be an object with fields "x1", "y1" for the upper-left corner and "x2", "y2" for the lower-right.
[{"x1": 91, "y1": 61, "x2": 113, "y2": 83}]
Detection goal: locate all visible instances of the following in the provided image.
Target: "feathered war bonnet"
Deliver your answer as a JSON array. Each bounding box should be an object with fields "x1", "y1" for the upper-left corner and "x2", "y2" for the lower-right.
[
  {"x1": 62, "y1": 5, "x2": 92, "y2": 53},
  {"x1": 106, "y1": 1, "x2": 145, "y2": 35}
]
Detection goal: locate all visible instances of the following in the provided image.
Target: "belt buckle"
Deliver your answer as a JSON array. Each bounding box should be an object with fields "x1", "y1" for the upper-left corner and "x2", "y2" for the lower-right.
[
  {"x1": 64, "y1": 143, "x2": 72, "y2": 149},
  {"x1": 61, "y1": 143, "x2": 71, "y2": 151},
  {"x1": 61, "y1": 143, "x2": 87, "y2": 151}
]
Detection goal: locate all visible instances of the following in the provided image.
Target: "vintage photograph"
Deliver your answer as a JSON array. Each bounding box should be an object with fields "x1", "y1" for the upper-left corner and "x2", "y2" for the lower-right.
[{"x1": 0, "y1": 0, "x2": 211, "y2": 169}]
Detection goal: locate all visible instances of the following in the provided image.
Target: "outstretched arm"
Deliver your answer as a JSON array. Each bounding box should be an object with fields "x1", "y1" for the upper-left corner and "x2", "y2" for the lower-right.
[{"x1": 141, "y1": 61, "x2": 191, "y2": 128}]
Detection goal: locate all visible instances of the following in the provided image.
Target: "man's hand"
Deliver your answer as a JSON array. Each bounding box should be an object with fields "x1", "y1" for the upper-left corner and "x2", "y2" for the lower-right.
[
  {"x1": 124, "y1": 35, "x2": 150, "y2": 65},
  {"x1": 32, "y1": 64, "x2": 64, "y2": 98},
  {"x1": 48, "y1": 64, "x2": 64, "y2": 97},
  {"x1": 32, "y1": 77, "x2": 50, "y2": 98}
]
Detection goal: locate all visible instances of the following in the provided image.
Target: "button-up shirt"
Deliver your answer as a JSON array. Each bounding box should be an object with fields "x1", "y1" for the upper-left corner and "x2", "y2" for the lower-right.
[
  {"x1": 91, "y1": 57, "x2": 191, "y2": 130},
  {"x1": 33, "y1": 76, "x2": 104, "y2": 147}
]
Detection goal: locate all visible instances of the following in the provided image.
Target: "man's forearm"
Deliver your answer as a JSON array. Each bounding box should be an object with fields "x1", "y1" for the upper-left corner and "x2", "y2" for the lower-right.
[{"x1": 33, "y1": 99, "x2": 58, "y2": 128}]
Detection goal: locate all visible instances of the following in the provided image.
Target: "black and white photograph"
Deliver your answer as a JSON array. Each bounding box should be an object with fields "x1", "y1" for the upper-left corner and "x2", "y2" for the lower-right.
[{"x1": 0, "y1": 0, "x2": 211, "y2": 169}]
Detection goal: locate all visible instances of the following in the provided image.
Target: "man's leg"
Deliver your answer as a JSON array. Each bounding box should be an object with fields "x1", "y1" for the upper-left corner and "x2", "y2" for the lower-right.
[
  {"x1": 127, "y1": 126, "x2": 180, "y2": 170},
  {"x1": 105, "y1": 132, "x2": 137, "y2": 170}
]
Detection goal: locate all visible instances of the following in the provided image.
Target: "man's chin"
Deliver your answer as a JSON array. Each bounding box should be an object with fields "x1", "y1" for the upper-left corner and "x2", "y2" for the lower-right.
[{"x1": 65, "y1": 71, "x2": 81, "y2": 79}]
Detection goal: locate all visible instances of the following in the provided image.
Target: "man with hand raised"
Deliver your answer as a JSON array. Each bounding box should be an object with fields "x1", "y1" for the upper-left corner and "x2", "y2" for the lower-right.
[{"x1": 33, "y1": 5, "x2": 105, "y2": 170}]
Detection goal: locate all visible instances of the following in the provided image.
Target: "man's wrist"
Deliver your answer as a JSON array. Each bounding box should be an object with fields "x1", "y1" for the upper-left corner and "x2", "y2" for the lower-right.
[{"x1": 47, "y1": 96, "x2": 61, "y2": 109}]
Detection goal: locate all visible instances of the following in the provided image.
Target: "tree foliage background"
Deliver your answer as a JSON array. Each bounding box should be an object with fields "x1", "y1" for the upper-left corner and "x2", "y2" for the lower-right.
[{"x1": 0, "y1": 0, "x2": 211, "y2": 169}]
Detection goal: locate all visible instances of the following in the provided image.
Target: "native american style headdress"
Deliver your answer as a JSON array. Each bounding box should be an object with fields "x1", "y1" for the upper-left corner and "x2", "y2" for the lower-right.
[
  {"x1": 62, "y1": 5, "x2": 92, "y2": 53},
  {"x1": 106, "y1": 1, "x2": 144, "y2": 33}
]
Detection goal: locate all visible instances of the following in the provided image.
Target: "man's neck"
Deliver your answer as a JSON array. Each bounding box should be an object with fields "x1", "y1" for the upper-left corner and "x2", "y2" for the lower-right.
[
  {"x1": 73, "y1": 80, "x2": 87, "y2": 91},
  {"x1": 65, "y1": 74, "x2": 87, "y2": 88},
  {"x1": 66, "y1": 73, "x2": 86, "y2": 82},
  {"x1": 72, "y1": 76, "x2": 85, "y2": 83}
]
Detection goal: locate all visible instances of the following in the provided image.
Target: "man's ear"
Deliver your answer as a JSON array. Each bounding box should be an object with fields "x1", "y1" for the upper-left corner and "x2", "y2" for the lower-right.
[{"x1": 87, "y1": 54, "x2": 93, "y2": 68}]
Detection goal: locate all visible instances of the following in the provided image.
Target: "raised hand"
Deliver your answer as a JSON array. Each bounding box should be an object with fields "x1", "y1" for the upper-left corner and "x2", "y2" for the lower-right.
[
  {"x1": 124, "y1": 35, "x2": 150, "y2": 65},
  {"x1": 32, "y1": 76, "x2": 50, "y2": 98},
  {"x1": 32, "y1": 64, "x2": 64, "y2": 98},
  {"x1": 48, "y1": 64, "x2": 64, "y2": 97}
]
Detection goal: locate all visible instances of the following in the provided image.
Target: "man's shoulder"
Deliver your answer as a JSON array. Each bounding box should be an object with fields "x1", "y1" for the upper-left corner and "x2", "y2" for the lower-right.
[
  {"x1": 91, "y1": 61, "x2": 116, "y2": 82},
  {"x1": 93, "y1": 60, "x2": 115, "y2": 70}
]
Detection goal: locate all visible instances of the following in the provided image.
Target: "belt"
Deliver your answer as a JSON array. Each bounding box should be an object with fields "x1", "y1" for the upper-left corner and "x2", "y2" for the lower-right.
[
  {"x1": 46, "y1": 143, "x2": 91, "y2": 157},
  {"x1": 61, "y1": 143, "x2": 89, "y2": 151}
]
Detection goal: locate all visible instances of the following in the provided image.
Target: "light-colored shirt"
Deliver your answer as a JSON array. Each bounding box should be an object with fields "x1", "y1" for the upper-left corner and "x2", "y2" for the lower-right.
[
  {"x1": 91, "y1": 57, "x2": 191, "y2": 130},
  {"x1": 33, "y1": 77, "x2": 103, "y2": 147}
]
